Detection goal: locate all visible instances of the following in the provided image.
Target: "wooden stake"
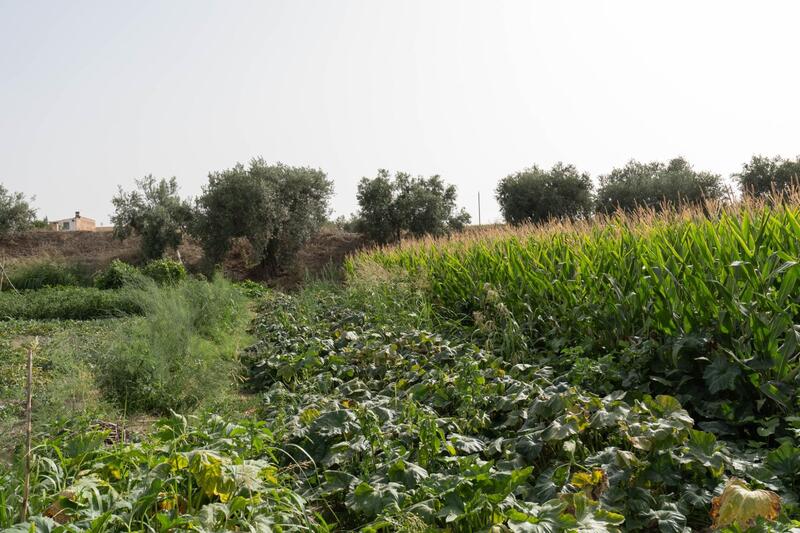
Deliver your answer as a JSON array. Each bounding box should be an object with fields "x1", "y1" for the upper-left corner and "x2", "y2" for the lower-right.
[{"x1": 20, "y1": 339, "x2": 36, "y2": 523}]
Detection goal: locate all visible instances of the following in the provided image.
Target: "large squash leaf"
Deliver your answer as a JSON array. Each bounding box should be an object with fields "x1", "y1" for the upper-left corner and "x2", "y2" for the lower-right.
[{"x1": 710, "y1": 478, "x2": 781, "y2": 530}]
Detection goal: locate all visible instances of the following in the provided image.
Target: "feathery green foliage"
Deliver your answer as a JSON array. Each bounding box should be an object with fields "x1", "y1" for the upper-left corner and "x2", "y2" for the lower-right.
[
  {"x1": 97, "y1": 277, "x2": 250, "y2": 413},
  {"x1": 1, "y1": 414, "x2": 324, "y2": 531}
]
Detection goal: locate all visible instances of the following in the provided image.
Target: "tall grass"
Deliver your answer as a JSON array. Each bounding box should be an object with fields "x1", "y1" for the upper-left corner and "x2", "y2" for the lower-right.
[
  {"x1": 1, "y1": 260, "x2": 92, "y2": 291},
  {"x1": 349, "y1": 194, "x2": 800, "y2": 429}
]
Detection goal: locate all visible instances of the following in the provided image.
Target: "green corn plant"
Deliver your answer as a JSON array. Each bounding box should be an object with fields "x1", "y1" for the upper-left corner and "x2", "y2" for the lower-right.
[{"x1": 350, "y1": 197, "x2": 800, "y2": 428}]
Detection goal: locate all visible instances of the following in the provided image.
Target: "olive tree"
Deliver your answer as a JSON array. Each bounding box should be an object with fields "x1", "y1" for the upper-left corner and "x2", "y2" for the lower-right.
[
  {"x1": 495, "y1": 163, "x2": 594, "y2": 225},
  {"x1": 354, "y1": 170, "x2": 471, "y2": 244},
  {"x1": 596, "y1": 157, "x2": 722, "y2": 214},
  {"x1": 736, "y1": 155, "x2": 800, "y2": 198},
  {"x1": 193, "y1": 158, "x2": 333, "y2": 274},
  {"x1": 111, "y1": 176, "x2": 194, "y2": 260},
  {"x1": 0, "y1": 184, "x2": 36, "y2": 236}
]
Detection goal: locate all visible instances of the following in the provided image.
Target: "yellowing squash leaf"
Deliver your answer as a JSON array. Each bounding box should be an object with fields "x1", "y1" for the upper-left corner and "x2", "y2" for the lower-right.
[
  {"x1": 187, "y1": 450, "x2": 233, "y2": 501},
  {"x1": 169, "y1": 453, "x2": 189, "y2": 471},
  {"x1": 710, "y1": 478, "x2": 780, "y2": 529},
  {"x1": 571, "y1": 468, "x2": 608, "y2": 500}
]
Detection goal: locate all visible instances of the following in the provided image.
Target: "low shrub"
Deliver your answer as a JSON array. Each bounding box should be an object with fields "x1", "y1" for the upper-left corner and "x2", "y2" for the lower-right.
[
  {"x1": 4, "y1": 261, "x2": 84, "y2": 291},
  {"x1": 96, "y1": 277, "x2": 250, "y2": 413},
  {"x1": 0, "y1": 287, "x2": 143, "y2": 320},
  {"x1": 236, "y1": 279, "x2": 269, "y2": 299},
  {"x1": 93, "y1": 259, "x2": 144, "y2": 290},
  {"x1": 141, "y1": 258, "x2": 187, "y2": 285}
]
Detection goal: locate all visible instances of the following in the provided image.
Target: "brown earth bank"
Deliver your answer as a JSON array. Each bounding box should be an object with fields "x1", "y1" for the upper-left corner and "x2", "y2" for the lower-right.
[
  {"x1": 272, "y1": 228, "x2": 365, "y2": 288},
  {"x1": 0, "y1": 228, "x2": 364, "y2": 288}
]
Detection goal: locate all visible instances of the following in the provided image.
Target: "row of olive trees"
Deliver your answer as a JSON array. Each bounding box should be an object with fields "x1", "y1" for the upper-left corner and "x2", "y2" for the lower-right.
[
  {"x1": 111, "y1": 159, "x2": 334, "y2": 275},
  {"x1": 112, "y1": 163, "x2": 474, "y2": 265},
  {"x1": 496, "y1": 155, "x2": 800, "y2": 225},
  {"x1": 2, "y1": 153, "x2": 798, "y2": 259}
]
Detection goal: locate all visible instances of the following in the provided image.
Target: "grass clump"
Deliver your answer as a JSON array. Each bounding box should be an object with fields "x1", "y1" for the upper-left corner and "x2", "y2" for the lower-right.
[
  {"x1": 0, "y1": 319, "x2": 121, "y2": 459},
  {"x1": 2, "y1": 260, "x2": 91, "y2": 291},
  {"x1": 96, "y1": 276, "x2": 250, "y2": 413}
]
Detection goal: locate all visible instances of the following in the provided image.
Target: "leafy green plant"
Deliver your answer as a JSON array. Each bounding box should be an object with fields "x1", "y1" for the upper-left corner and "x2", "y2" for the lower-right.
[
  {"x1": 235, "y1": 279, "x2": 269, "y2": 299},
  {"x1": 1, "y1": 414, "x2": 326, "y2": 531},
  {"x1": 141, "y1": 258, "x2": 187, "y2": 285},
  {"x1": 241, "y1": 285, "x2": 800, "y2": 530},
  {"x1": 92, "y1": 259, "x2": 144, "y2": 290}
]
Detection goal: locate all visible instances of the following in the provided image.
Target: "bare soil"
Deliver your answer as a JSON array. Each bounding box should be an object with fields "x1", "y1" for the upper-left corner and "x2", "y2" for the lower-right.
[{"x1": 0, "y1": 229, "x2": 364, "y2": 287}]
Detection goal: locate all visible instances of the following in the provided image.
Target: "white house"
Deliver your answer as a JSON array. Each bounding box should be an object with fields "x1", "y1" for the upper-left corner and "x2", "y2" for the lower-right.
[{"x1": 49, "y1": 211, "x2": 97, "y2": 232}]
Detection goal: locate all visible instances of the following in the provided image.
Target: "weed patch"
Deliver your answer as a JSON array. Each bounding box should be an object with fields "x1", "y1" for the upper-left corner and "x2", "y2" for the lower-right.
[
  {"x1": 0, "y1": 287, "x2": 143, "y2": 320},
  {"x1": 2, "y1": 260, "x2": 92, "y2": 291}
]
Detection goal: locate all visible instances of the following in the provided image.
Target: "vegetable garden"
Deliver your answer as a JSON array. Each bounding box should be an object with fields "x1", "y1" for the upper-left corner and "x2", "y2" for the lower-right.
[{"x1": 2, "y1": 198, "x2": 800, "y2": 531}]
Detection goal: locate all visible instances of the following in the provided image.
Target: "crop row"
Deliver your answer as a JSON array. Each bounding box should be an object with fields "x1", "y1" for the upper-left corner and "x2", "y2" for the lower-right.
[{"x1": 350, "y1": 200, "x2": 800, "y2": 438}]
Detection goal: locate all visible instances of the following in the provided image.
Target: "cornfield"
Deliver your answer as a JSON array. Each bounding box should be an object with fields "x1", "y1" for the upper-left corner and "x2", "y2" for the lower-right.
[{"x1": 349, "y1": 195, "x2": 800, "y2": 428}]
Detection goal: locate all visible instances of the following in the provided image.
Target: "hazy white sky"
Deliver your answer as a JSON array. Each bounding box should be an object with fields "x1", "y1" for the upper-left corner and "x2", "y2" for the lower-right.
[{"x1": 2, "y1": 0, "x2": 799, "y2": 225}]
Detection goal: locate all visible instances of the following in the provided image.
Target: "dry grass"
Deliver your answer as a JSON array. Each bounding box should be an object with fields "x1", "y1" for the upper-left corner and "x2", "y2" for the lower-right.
[
  {"x1": 356, "y1": 190, "x2": 800, "y2": 258},
  {"x1": 0, "y1": 231, "x2": 204, "y2": 274}
]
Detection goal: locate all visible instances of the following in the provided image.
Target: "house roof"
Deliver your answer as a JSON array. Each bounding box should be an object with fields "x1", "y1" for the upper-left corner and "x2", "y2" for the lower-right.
[{"x1": 51, "y1": 216, "x2": 96, "y2": 223}]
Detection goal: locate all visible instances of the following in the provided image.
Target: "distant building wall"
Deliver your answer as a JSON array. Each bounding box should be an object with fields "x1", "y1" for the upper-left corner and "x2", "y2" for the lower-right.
[
  {"x1": 75, "y1": 217, "x2": 96, "y2": 231},
  {"x1": 48, "y1": 211, "x2": 97, "y2": 232}
]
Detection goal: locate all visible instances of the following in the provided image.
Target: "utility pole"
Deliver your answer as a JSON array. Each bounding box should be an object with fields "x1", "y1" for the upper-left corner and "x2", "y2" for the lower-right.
[{"x1": 478, "y1": 191, "x2": 482, "y2": 227}]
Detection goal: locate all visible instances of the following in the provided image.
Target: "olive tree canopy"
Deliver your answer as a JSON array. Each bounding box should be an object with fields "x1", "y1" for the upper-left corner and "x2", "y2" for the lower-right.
[
  {"x1": 495, "y1": 163, "x2": 594, "y2": 225},
  {"x1": 596, "y1": 158, "x2": 722, "y2": 214},
  {"x1": 0, "y1": 184, "x2": 36, "y2": 236},
  {"x1": 354, "y1": 169, "x2": 470, "y2": 244},
  {"x1": 193, "y1": 158, "x2": 333, "y2": 274},
  {"x1": 111, "y1": 176, "x2": 193, "y2": 260}
]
